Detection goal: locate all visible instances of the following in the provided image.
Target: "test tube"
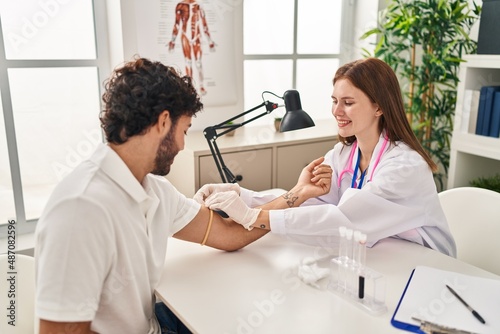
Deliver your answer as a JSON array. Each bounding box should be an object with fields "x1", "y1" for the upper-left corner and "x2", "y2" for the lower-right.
[
  {"x1": 336, "y1": 226, "x2": 347, "y2": 292},
  {"x1": 353, "y1": 231, "x2": 361, "y2": 267},
  {"x1": 344, "y1": 228, "x2": 354, "y2": 294},
  {"x1": 338, "y1": 226, "x2": 347, "y2": 263},
  {"x1": 357, "y1": 233, "x2": 367, "y2": 268},
  {"x1": 345, "y1": 229, "x2": 353, "y2": 263},
  {"x1": 357, "y1": 233, "x2": 367, "y2": 299}
]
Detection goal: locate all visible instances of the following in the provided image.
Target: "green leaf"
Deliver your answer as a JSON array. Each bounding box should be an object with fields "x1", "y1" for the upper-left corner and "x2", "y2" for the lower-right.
[{"x1": 360, "y1": 28, "x2": 381, "y2": 40}]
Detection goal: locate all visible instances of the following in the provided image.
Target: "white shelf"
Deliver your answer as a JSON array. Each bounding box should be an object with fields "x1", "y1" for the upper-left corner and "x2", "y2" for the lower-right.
[
  {"x1": 451, "y1": 133, "x2": 500, "y2": 160},
  {"x1": 448, "y1": 55, "x2": 500, "y2": 188}
]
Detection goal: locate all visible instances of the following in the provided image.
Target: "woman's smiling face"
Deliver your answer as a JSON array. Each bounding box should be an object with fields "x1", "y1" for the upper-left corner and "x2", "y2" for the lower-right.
[{"x1": 331, "y1": 78, "x2": 382, "y2": 140}]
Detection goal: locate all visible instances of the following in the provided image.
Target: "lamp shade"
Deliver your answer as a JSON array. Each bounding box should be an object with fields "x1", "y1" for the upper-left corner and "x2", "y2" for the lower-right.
[{"x1": 279, "y1": 90, "x2": 315, "y2": 132}]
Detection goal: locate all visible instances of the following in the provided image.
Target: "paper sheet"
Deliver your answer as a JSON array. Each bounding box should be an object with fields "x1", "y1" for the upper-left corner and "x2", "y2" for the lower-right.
[{"x1": 392, "y1": 266, "x2": 500, "y2": 334}]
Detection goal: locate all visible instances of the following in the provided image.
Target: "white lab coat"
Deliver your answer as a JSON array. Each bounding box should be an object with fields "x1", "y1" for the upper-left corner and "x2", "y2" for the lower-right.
[{"x1": 240, "y1": 133, "x2": 456, "y2": 257}]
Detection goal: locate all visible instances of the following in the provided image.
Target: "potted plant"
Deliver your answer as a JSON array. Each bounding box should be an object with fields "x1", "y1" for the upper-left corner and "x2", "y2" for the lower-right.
[
  {"x1": 361, "y1": 0, "x2": 481, "y2": 189},
  {"x1": 274, "y1": 117, "x2": 282, "y2": 132},
  {"x1": 225, "y1": 121, "x2": 236, "y2": 136},
  {"x1": 470, "y1": 174, "x2": 500, "y2": 193}
]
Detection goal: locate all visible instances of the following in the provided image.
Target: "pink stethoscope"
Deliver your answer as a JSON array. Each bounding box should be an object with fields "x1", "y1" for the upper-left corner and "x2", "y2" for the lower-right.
[{"x1": 337, "y1": 137, "x2": 389, "y2": 189}]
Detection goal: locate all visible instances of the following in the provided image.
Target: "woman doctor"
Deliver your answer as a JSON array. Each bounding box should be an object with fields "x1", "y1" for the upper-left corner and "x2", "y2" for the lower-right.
[{"x1": 197, "y1": 58, "x2": 456, "y2": 257}]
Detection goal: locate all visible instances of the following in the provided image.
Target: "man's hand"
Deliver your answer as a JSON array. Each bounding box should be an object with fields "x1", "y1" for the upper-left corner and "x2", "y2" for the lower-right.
[
  {"x1": 193, "y1": 183, "x2": 241, "y2": 204},
  {"x1": 295, "y1": 157, "x2": 333, "y2": 198}
]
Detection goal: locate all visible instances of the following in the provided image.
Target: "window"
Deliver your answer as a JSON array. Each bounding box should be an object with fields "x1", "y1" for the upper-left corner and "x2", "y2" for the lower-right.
[
  {"x1": 0, "y1": 0, "x2": 110, "y2": 235},
  {"x1": 243, "y1": 0, "x2": 353, "y2": 126}
]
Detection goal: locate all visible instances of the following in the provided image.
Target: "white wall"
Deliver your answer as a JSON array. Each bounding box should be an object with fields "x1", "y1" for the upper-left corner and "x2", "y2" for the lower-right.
[{"x1": 350, "y1": 0, "x2": 380, "y2": 60}]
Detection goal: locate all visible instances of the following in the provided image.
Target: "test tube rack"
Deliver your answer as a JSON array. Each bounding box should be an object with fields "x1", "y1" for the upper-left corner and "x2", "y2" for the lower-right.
[
  {"x1": 329, "y1": 257, "x2": 387, "y2": 315},
  {"x1": 328, "y1": 227, "x2": 387, "y2": 315}
]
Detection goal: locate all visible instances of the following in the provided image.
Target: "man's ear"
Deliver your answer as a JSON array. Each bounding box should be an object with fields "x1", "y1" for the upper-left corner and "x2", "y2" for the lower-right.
[{"x1": 157, "y1": 110, "x2": 171, "y2": 134}]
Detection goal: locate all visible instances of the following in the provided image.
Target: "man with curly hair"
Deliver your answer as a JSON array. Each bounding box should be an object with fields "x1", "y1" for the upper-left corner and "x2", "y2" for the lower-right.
[{"x1": 35, "y1": 57, "x2": 332, "y2": 333}]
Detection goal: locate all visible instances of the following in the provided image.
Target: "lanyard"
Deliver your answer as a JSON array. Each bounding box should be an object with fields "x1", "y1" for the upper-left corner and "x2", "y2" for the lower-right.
[{"x1": 351, "y1": 151, "x2": 368, "y2": 189}]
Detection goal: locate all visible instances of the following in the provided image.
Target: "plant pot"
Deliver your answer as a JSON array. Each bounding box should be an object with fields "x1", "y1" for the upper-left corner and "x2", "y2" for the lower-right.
[
  {"x1": 225, "y1": 122, "x2": 236, "y2": 136},
  {"x1": 274, "y1": 118, "x2": 282, "y2": 132}
]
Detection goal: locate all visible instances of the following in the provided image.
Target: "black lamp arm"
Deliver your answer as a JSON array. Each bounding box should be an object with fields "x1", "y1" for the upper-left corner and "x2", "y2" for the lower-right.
[
  {"x1": 205, "y1": 134, "x2": 236, "y2": 183},
  {"x1": 208, "y1": 101, "x2": 277, "y2": 136},
  {"x1": 203, "y1": 100, "x2": 279, "y2": 183}
]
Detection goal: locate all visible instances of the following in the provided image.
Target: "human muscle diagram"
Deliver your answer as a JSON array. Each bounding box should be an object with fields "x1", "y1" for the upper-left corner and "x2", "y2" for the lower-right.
[
  {"x1": 168, "y1": 0, "x2": 215, "y2": 95},
  {"x1": 135, "y1": 0, "x2": 237, "y2": 106}
]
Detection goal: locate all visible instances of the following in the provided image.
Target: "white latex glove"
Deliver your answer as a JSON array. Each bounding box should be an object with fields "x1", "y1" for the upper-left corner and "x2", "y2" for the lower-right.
[
  {"x1": 205, "y1": 191, "x2": 261, "y2": 230},
  {"x1": 193, "y1": 183, "x2": 241, "y2": 204}
]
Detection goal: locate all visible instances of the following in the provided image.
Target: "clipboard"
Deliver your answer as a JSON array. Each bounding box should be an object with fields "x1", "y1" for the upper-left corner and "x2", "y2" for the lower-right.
[
  {"x1": 391, "y1": 268, "x2": 422, "y2": 333},
  {"x1": 390, "y1": 266, "x2": 500, "y2": 334}
]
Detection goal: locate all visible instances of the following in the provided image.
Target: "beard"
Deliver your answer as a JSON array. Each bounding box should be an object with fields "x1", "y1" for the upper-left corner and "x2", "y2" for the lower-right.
[{"x1": 151, "y1": 125, "x2": 180, "y2": 176}]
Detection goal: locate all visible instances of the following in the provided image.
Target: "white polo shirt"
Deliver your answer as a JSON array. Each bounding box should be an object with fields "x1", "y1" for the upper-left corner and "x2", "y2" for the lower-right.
[{"x1": 35, "y1": 144, "x2": 200, "y2": 333}]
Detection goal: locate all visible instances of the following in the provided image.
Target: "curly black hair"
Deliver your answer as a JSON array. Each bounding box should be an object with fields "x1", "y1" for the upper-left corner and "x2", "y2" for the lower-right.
[{"x1": 100, "y1": 57, "x2": 203, "y2": 144}]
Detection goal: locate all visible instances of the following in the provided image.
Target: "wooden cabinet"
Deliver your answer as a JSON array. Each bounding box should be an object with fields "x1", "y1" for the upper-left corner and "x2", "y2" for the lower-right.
[
  {"x1": 198, "y1": 148, "x2": 273, "y2": 191},
  {"x1": 167, "y1": 118, "x2": 338, "y2": 197},
  {"x1": 448, "y1": 55, "x2": 500, "y2": 189},
  {"x1": 276, "y1": 141, "x2": 335, "y2": 190}
]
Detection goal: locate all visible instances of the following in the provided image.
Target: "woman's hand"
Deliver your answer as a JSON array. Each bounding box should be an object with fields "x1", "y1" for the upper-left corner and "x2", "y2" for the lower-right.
[
  {"x1": 295, "y1": 157, "x2": 333, "y2": 198},
  {"x1": 193, "y1": 183, "x2": 241, "y2": 204},
  {"x1": 205, "y1": 191, "x2": 261, "y2": 230}
]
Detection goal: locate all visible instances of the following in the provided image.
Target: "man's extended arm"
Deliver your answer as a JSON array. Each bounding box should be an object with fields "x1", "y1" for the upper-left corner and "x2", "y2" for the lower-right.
[
  {"x1": 173, "y1": 205, "x2": 270, "y2": 251},
  {"x1": 177, "y1": 156, "x2": 332, "y2": 247}
]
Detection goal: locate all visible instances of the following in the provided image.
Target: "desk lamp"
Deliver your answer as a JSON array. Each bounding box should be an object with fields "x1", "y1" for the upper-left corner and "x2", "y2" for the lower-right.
[{"x1": 203, "y1": 90, "x2": 315, "y2": 183}]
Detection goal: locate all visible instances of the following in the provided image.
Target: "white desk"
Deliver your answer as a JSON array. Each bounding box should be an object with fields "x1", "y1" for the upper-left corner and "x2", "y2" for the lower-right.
[{"x1": 155, "y1": 234, "x2": 500, "y2": 334}]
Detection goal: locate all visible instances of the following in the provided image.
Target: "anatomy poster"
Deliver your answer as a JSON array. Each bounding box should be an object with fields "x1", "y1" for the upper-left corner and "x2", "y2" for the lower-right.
[{"x1": 134, "y1": 0, "x2": 237, "y2": 106}]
